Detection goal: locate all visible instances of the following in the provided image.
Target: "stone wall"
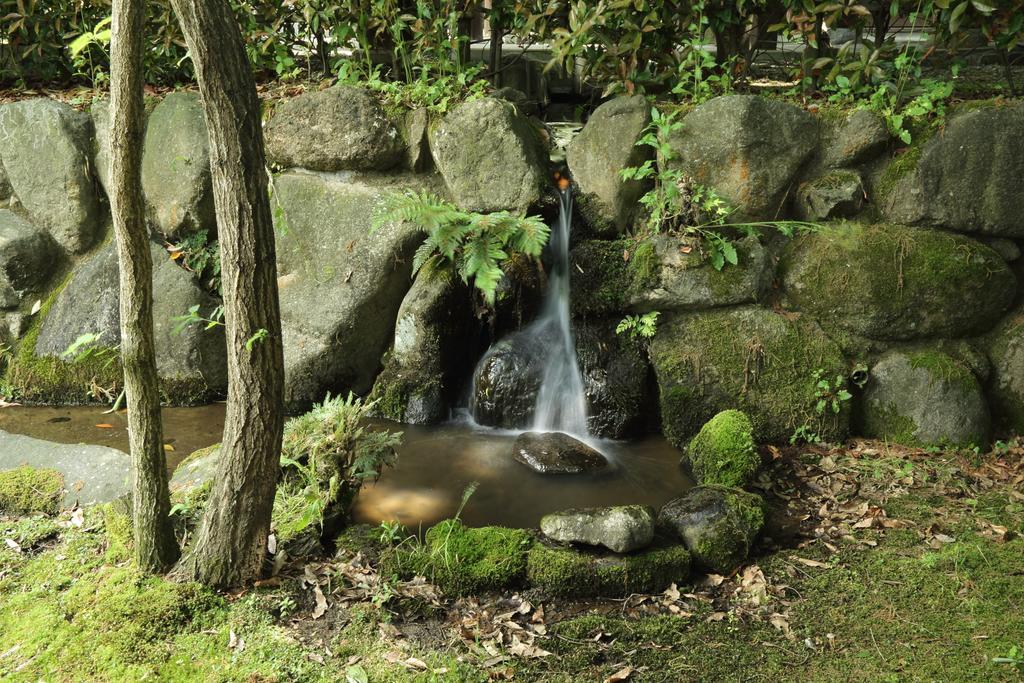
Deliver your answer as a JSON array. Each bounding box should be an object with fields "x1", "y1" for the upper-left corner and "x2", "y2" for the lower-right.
[{"x1": 2, "y1": 89, "x2": 1023, "y2": 450}]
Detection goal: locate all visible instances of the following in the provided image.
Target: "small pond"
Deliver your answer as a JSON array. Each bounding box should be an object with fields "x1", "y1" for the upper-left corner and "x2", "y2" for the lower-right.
[{"x1": 0, "y1": 405, "x2": 691, "y2": 529}]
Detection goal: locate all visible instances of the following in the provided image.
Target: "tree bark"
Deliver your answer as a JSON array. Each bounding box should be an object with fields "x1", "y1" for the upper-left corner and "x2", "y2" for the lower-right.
[
  {"x1": 168, "y1": 0, "x2": 286, "y2": 588},
  {"x1": 110, "y1": 0, "x2": 180, "y2": 572}
]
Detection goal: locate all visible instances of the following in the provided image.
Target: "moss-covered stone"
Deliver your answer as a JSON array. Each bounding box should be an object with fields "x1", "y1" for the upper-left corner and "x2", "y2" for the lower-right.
[
  {"x1": 650, "y1": 306, "x2": 849, "y2": 445},
  {"x1": 781, "y1": 222, "x2": 1015, "y2": 341},
  {"x1": 686, "y1": 410, "x2": 759, "y2": 488},
  {"x1": 99, "y1": 497, "x2": 134, "y2": 562},
  {"x1": 986, "y1": 307, "x2": 1024, "y2": 434},
  {"x1": 569, "y1": 237, "x2": 661, "y2": 315},
  {"x1": 861, "y1": 349, "x2": 991, "y2": 449},
  {"x1": 0, "y1": 466, "x2": 64, "y2": 515},
  {"x1": 526, "y1": 537, "x2": 691, "y2": 598},
  {"x1": 382, "y1": 520, "x2": 533, "y2": 596},
  {"x1": 658, "y1": 486, "x2": 765, "y2": 574}
]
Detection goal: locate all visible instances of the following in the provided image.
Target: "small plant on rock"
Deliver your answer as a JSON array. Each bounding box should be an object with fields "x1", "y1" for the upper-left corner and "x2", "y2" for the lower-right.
[
  {"x1": 374, "y1": 191, "x2": 549, "y2": 304},
  {"x1": 616, "y1": 311, "x2": 660, "y2": 340}
]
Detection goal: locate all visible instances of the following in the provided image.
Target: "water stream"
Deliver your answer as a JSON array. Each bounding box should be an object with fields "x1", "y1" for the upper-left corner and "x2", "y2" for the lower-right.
[{"x1": 530, "y1": 189, "x2": 588, "y2": 437}]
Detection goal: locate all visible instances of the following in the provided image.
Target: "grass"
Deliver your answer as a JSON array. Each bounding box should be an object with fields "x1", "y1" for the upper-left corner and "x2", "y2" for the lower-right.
[{"x1": 0, "y1": 443, "x2": 1022, "y2": 681}]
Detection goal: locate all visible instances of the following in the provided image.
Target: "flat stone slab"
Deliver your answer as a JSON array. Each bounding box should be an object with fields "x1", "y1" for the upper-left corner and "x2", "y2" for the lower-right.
[
  {"x1": 541, "y1": 505, "x2": 655, "y2": 553},
  {"x1": 512, "y1": 431, "x2": 609, "y2": 474},
  {"x1": 0, "y1": 429, "x2": 129, "y2": 509}
]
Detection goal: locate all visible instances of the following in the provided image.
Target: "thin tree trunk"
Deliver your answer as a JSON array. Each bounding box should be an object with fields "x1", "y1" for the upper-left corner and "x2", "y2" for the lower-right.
[
  {"x1": 168, "y1": 0, "x2": 286, "y2": 588},
  {"x1": 110, "y1": 0, "x2": 180, "y2": 573}
]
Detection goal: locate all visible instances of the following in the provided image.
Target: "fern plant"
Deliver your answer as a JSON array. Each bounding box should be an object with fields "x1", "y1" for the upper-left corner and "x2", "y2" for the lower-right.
[{"x1": 374, "y1": 191, "x2": 550, "y2": 304}]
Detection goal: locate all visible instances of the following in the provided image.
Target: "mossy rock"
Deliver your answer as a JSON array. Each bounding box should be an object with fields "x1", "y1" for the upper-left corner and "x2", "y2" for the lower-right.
[
  {"x1": 658, "y1": 486, "x2": 765, "y2": 574},
  {"x1": 99, "y1": 497, "x2": 134, "y2": 562},
  {"x1": 569, "y1": 238, "x2": 661, "y2": 315},
  {"x1": 861, "y1": 349, "x2": 990, "y2": 449},
  {"x1": 986, "y1": 307, "x2": 1024, "y2": 433},
  {"x1": 686, "y1": 410, "x2": 759, "y2": 488},
  {"x1": 650, "y1": 306, "x2": 849, "y2": 445},
  {"x1": 781, "y1": 222, "x2": 1015, "y2": 341},
  {"x1": 0, "y1": 465, "x2": 64, "y2": 515},
  {"x1": 526, "y1": 537, "x2": 691, "y2": 598},
  {"x1": 382, "y1": 520, "x2": 533, "y2": 596}
]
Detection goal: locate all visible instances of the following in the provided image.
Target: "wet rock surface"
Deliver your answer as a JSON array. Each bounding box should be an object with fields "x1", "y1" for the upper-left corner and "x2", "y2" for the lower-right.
[
  {"x1": 512, "y1": 431, "x2": 609, "y2": 474},
  {"x1": 658, "y1": 486, "x2": 764, "y2": 574},
  {"x1": 540, "y1": 504, "x2": 655, "y2": 553}
]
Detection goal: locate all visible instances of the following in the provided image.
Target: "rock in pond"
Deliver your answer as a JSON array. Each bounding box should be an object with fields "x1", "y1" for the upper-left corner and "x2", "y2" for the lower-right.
[
  {"x1": 512, "y1": 431, "x2": 609, "y2": 474},
  {"x1": 658, "y1": 486, "x2": 765, "y2": 574},
  {"x1": 540, "y1": 505, "x2": 655, "y2": 553},
  {"x1": 0, "y1": 430, "x2": 129, "y2": 509}
]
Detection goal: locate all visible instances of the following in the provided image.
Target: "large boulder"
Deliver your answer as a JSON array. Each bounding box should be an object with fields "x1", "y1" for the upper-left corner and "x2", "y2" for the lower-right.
[
  {"x1": 566, "y1": 96, "x2": 652, "y2": 236},
  {"x1": 89, "y1": 98, "x2": 113, "y2": 196},
  {"x1": 540, "y1": 505, "x2": 655, "y2": 553},
  {"x1": 571, "y1": 235, "x2": 771, "y2": 316},
  {"x1": 658, "y1": 486, "x2": 764, "y2": 574},
  {"x1": 273, "y1": 170, "x2": 441, "y2": 411},
  {"x1": 512, "y1": 431, "x2": 609, "y2": 474},
  {"x1": 0, "y1": 98, "x2": 100, "y2": 253},
  {"x1": 985, "y1": 309, "x2": 1024, "y2": 434},
  {"x1": 24, "y1": 241, "x2": 227, "y2": 403},
  {"x1": 429, "y1": 97, "x2": 548, "y2": 213},
  {"x1": 141, "y1": 92, "x2": 215, "y2": 240},
  {"x1": 861, "y1": 349, "x2": 989, "y2": 448},
  {"x1": 781, "y1": 222, "x2": 1015, "y2": 341},
  {"x1": 264, "y1": 85, "x2": 404, "y2": 173},
  {"x1": 650, "y1": 306, "x2": 849, "y2": 445},
  {"x1": 575, "y1": 317, "x2": 651, "y2": 439},
  {"x1": 0, "y1": 209, "x2": 58, "y2": 308},
  {"x1": 882, "y1": 102, "x2": 1024, "y2": 237},
  {"x1": 664, "y1": 95, "x2": 818, "y2": 220},
  {"x1": 368, "y1": 270, "x2": 477, "y2": 424},
  {"x1": 0, "y1": 430, "x2": 129, "y2": 508}
]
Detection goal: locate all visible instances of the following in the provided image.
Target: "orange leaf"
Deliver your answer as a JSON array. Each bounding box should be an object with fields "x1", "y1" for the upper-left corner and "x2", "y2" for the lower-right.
[{"x1": 94, "y1": 423, "x2": 113, "y2": 429}]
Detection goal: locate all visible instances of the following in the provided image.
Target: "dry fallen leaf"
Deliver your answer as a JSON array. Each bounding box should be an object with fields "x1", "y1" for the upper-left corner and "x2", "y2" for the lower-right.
[
  {"x1": 4, "y1": 538, "x2": 21, "y2": 553},
  {"x1": 30, "y1": 299, "x2": 42, "y2": 315},
  {"x1": 793, "y1": 556, "x2": 829, "y2": 569},
  {"x1": 604, "y1": 665, "x2": 634, "y2": 682}
]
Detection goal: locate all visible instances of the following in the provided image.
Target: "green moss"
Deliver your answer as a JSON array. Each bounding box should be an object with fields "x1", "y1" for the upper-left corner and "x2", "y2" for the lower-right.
[
  {"x1": 862, "y1": 403, "x2": 919, "y2": 446},
  {"x1": 687, "y1": 409, "x2": 759, "y2": 488},
  {"x1": 177, "y1": 443, "x2": 221, "y2": 470},
  {"x1": 680, "y1": 486, "x2": 765, "y2": 573},
  {"x1": 570, "y1": 237, "x2": 661, "y2": 314},
  {"x1": 907, "y1": 349, "x2": 977, "y2": 393},
  {"x1": 780, "y1": 221, "x2": 1014, "y2": 341},
  {"x1": 99, "y1": 497, "x2": 134, "y2": 563},
  {"x1": 651, "y1": 306, "x2": 849, "y2": 445},
  {"x1": 0, "y1": 466, "x2": 64, "y2": 515},
  {"x1": 384, "y1": 520, "x2": 532, "y2": 596},
  {"x1": 366, "y1": 359, "x2": 441, "y2": 422},
  {"x1": 526, "y1": 539, "x2": 692, "y2": 598}
]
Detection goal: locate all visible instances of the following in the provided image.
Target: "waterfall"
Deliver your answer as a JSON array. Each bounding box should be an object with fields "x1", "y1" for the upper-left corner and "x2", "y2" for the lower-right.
[{"x1": 529, "y1": 189, "x2": 588, "y2": 437}]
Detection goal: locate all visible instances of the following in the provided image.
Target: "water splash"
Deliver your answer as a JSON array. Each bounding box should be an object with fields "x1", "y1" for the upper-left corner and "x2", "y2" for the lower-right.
[{"x1": 530, "y1": 189, "x2": 588, "y2": 437}]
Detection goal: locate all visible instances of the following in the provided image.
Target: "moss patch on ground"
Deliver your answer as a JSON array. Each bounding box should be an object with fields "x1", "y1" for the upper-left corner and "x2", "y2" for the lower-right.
[
  {"x1": 686, "y1": 409, "x2": 759, "y2": 487},
  {"x1": 0, "y1": 466, "x2": 64, "y2": 515}
]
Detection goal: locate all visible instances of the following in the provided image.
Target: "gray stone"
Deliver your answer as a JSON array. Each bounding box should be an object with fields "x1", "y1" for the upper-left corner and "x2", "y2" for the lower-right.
[
  {"x1": 265, "y1": 85, "x2": 404, "y2": 173},
  {"x1": 861, "y1": 349, "x2": 989, "y2": 448},
  {"x1": 512, "y1": 431, "x2": 609, "y2": 474},
  {"x1": 0, "y1": 98, "x2": 100, "y2": 253},
  {"x1": 981, "y1": 237, "x2": 1020, "y2": 263},
  {"x1": 658, "y1": 487, "x2": 765, "y2": 574},
  {"x1": 781, "y1": 222, "x2": 1015, "y2": 341},
  {"x1": 0, "y1": 159, "x2": 11, "y2": 202},
  {"x1": 664, "y1": 95, "x2": 818, "y2": 220},
  {"x1": 824, "y1": 108, "x2": 890, "y2": 168},
  {"x1": 794, "y1": 170, "x2": 865, "y2": 221},
  {"x1": 401, "y1": 107, "x2": 432, "y2": 173},
  {"x1": 32, "y1": 241, "x2": 227, "y2": 401},
  {"x1": 540, "y1": 505, "x2": 655, "y2": 553},
  {"x1": 90, "y1": 98, "x2": 113, "y2": 196},
  {"x1": 169, "y1": 446, "x2": 219, "y2": 497},
  {"x1": 985, "y1": 309, "x2": 1024, "y2": 434},
  {"x1": 272, "y1": 170, "x2": 442, "y2": 411},
  {"x1": 368, "y1": 270, "x2": 476, "y2": 424},
  {"x1": 142, "y1": 92, "x2": 215, "y2": 239},
  {"x1": 567, "y1": 96, "x2": 652, "y2": 236},
  {"x1": 883, "y1": 102, "x2": 1024, "y2": 237},
  {"x1": 471, "y1": 329, "x2": 548, "y2": 429},
  {"x1": 0, "y1": 429, "x2": 129, "y2": 508},
  {"x1": 429, "y1": 97, "x2": 548, "y2": 213},
  {"x1": 650, "y1": 306, "x2": 850, "y2": 445},
  {"x1": 575, "y1": 317, "x2": 651, "y2": 439},
  {"x1": 491, "y1": 88, "x2": 538, "y2": 117},
  {"x1": 0, "y1": 209, "x2": 58, "y2": 307}
]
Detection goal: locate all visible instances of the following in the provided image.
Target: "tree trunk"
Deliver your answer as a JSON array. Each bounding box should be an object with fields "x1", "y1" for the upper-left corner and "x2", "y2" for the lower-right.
[
  {"x1": 168, "y1": 0, "x2": 286, "y2": 588},
  {"x1": 109, "y1": 0, "x2": 180, "y2": 573}
]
